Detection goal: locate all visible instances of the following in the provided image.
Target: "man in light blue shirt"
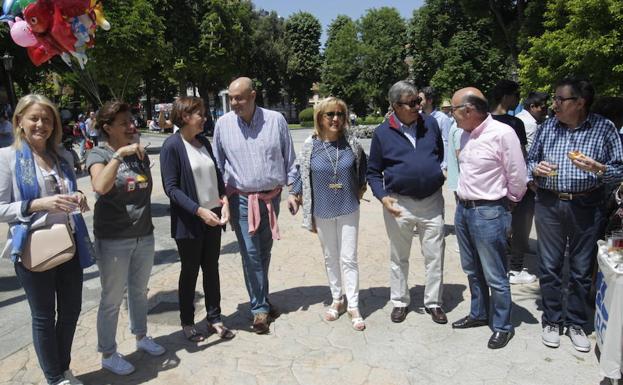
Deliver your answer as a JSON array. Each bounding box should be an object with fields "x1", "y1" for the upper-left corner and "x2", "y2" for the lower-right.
[
  {"x1": 213, "y1": 77, "x2": 299, "y2": 334},
  {"x1": 420, "y1": 86, "x2": 454, "y2": 170}
]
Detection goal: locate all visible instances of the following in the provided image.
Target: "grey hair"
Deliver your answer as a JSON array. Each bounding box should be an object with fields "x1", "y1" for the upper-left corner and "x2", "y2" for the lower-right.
[
  {"x1": 463, "y1": 94, "x2": 489, "y2": 114},
  {"x1": 388, "y1": 81, "x2": 418, "y2": 105}
]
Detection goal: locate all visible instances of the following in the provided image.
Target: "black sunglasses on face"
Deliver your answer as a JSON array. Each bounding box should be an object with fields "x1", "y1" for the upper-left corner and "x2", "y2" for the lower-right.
[
  {"x1": 396, "y1": 97, "x2": 422, "y2": 108},
  {"x1": 324, "y1": 111, "x2": 345, "y2": 118}
]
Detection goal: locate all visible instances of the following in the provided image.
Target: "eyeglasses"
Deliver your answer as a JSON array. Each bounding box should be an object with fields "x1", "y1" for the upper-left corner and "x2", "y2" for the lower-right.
[
  {"x1": 552, "y1": 96, "x2": 578, "y2": 104},
  {"x1": 324, "y1": 111, "x2": 345, "y2": 118},
  {"x1": 395, "y1": 98, "x2": 422, "y2": 108}
]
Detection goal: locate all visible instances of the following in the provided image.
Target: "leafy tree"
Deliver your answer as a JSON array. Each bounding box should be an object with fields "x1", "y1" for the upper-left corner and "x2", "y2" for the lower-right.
[
  {"x1": 429, "y1": 20, "x2": 506, "y2": 96},
  {"x1": 519, "y1": 0, "x2": 623, "y2": 95},
  {"x1": 406, "y1": 0, "x2": 466, "y2": 88},
  {"x1": 320, "y1": 15, "x2": 366, "y2": 115},
  {"x1": 89, "y1": 0, "x2": 167, "y2": 104},
  {"x1": 248, "y1": 10, "x2": 287, "y2": 106},
  {"x1": 359, "y1": 7, "x2": 408, "y2": 113},
  {"x1": 284, "y1": 12, "x2": 322, "y2": 110}
]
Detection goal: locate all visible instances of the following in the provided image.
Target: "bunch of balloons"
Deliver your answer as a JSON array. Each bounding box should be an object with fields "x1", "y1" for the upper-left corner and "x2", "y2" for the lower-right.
[{"x1": 1, "y1": 0, "x2": 110, "y2": 68}]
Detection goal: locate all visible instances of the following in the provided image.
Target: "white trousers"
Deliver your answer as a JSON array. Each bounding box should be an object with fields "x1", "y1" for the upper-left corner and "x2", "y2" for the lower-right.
[
  {"x1": 314, "y1": 210, "x2": 360, "y2": 309},
  {"x1": 383, "y1": 189, "x2": 445, "y2": 308}
]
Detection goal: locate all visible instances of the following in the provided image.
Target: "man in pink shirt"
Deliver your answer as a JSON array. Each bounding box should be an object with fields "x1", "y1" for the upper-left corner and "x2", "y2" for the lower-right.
[{"x1": 449, "y1": 87, "x2": 527, "y2": 349}]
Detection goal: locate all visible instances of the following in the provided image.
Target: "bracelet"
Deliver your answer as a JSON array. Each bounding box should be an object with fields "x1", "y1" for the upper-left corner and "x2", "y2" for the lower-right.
[{"x1": 111, "y1": 152, "x2": 123, "y2": 162}]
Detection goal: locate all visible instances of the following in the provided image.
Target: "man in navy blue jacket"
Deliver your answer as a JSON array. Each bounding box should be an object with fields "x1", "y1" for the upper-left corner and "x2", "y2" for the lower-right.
[{"x1": 367, "y1": 80, "x2": 447, "y2": 325}]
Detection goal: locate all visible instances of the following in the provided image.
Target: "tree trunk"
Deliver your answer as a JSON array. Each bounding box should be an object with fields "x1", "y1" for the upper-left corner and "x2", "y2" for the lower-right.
[{"x1": 144, "y1": 77, "x2": 153, "y2": 121}]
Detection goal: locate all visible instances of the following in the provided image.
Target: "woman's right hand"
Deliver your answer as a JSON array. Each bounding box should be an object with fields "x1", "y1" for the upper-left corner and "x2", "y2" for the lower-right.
[
  {"x1": 30, "y1": 194, "x2": 79, "y2": 214},
  {"x1": 197, "y1": 207, "x2": 220, "y2": 226}
]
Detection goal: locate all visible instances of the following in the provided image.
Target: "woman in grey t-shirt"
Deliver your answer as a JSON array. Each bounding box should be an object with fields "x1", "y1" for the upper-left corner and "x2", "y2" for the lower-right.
[{"x1": 86, "y1": 102, "x2": 164, "y2": 376}]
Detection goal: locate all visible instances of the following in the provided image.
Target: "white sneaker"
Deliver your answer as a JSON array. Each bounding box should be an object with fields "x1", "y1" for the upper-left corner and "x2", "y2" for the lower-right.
[
  {"x1": 542, "y1": 324, "x2": 560, "y2": 348},
  {"x1": 566, "y1": 325, "x2": 591, "y2": 352},
  {"x1": 136, "y1": 336, "x2": 166, "y2": 356},
  {"x1": 509, "y1": 268, "x2": 537, "y2": 284},
  {"x1": 63, "y1": 370, "x2": 83, "y2": 385},
  {"x1": 55, "y1": 380, "x2": 70, "y2": 385},
  {"x1": 102, "y1": 352, "x2": 135, "y2": 375}
]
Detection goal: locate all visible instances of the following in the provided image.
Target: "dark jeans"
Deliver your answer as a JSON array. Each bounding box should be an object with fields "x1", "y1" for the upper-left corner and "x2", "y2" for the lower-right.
[
  {"x1": 175, "y1": 208, "x2": 223, "y2": 326},
  {"x1": 535, "y1": 188, "x2": 605, "y2": 328},
  {"x1": 229, "y1": 193, "x2": 280, "y2": 315},
  {"x1": 14, "y1": 256, "x2": 83, "y2": 385},
  {"x1": 509, "y1": 188, "x2": 535, "y2": 271},
  {"x1": 455, "y1": 200, "x2": 513, "y2": 332}
]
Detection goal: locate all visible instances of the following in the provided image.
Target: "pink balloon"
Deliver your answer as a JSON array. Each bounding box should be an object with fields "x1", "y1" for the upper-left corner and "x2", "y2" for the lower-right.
[{"x1": 8, "y1": 16, "x2": 37, "y2": 47}]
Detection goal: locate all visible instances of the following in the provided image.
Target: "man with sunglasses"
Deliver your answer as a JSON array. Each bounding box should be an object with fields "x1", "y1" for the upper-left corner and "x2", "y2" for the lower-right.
[
  {"x1": 527, "y1": 77, "x2": 623, "y2": 352},
  {"x1": 367, "y1": 80, "x2": 447, "y2": 325},
  {"x1": 450, "y1": 87, "x2": 527, "y2": 349}
]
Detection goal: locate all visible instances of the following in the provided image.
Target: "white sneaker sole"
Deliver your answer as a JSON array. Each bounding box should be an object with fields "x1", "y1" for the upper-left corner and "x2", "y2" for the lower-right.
[
  {"x1": 542, "y1": 338, "x2": 560, "y2": 348},
  {"x1": 571, "y1": 343, "x2": 591, "y2": 352}
]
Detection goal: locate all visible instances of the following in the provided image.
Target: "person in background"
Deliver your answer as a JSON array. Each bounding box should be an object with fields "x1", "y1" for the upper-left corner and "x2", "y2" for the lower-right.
[
  {"x1": 0, "y1": 105, "x2": 13, "y2": 148},
  {"x1": 420, "y1": 86, "x2": 454, "y2": 170},
  {"x1": 85, "y1": 111, "x2": 98, "y2": 147},
  {"x1": 290, "y1": 97, "x2": 368, "y2": 331},
  {"x1": 87, "y1": 101, "x2": 164, "y2": 376},
  {"x1": 0, "y1": 94, "x2": 89, "y2": 385},
  {"x1": 516, "y1": 92, "x2": 549, "y2": 151},
  {"x1": 160, "y1": 96, "x2": 233, "y2": 342}
]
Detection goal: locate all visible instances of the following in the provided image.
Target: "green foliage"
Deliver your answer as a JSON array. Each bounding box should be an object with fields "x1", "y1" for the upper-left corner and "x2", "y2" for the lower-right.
[
  {"x1": 519, "y1": 0, "x2": 623, "y2": 95},
  {"x1": 298, "y1": 107, "x2": 314, "y2": 122},
  {"x1": 249, "y1": 11, "x2": 287, "y2": 105},
  {"x1": 359, "y1": 7, "x2": 408, "y2": 113},
  {"x1": 430, "y1": 21, "x2": 507, "y2": 96},
  {"x1": 320, "y1": 15, "x2": 367, "y2": 115},
  {"x1": 284, "y1": 12, "x2": 322, "y2": 109},
  {"x1": 362, "y1": 116, "x2": 385, "y2": 125}
]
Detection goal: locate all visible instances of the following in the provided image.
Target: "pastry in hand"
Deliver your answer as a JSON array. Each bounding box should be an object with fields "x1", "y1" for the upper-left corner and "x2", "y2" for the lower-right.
[{"x1": 567, "y1": 150, "x2": 585, "y2": 160}]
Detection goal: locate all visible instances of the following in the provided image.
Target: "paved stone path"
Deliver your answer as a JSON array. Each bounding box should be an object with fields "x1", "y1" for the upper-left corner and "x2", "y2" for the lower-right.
[{"x1": 0, "y1": 131, "x2": 611, "y2": 385}]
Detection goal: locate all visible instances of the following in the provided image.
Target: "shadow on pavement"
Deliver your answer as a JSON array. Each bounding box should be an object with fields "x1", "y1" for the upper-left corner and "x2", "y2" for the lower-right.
[{"x1": 75, "y1": 329, "x2": 232, "y2": 385}]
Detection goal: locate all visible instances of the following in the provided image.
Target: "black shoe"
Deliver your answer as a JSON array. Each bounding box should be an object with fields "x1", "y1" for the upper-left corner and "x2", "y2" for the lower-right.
[
  {"x1": 487, "y1": 330, "x2": 514, "y2": 349},
  {"x1": 451, "y1": 315, "x2": 488, "y2": 329},
  {"x1": 425, "y1": 307, "x2": 448, "y2": 324},
  {"x1": 390, "y1": 306, "x2": 408, "y2": 323}
]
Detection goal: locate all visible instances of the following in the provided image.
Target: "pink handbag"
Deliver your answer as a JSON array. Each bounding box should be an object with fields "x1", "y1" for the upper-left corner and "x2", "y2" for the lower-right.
[{"x1": 20, "y1": 221, "x2": 75, "y2": 272}]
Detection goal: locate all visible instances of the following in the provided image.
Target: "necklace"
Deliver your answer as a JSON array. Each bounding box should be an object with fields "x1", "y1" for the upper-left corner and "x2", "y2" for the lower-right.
[{"x1": 321, "y1": 140, "x2": 343, "y2": 190}]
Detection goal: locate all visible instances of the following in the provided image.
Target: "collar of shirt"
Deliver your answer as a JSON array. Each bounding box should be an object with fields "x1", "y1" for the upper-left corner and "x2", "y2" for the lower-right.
[
  {"x1": 469, "y1": 114, "x2": 493, "y2": 138},
  {"x1": 554, "y1": 114, "x2": 592, "y2": 132},
  {"x1": 236, "y1": 106, "x2": 260, "y2": 129},
  {"x1": 395, "y1": 115, "x2": 418, "y2": 132}
]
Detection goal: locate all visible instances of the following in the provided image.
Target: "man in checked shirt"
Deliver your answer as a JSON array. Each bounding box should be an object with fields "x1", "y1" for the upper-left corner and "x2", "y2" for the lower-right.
[{"x1": 527, "y1": 77, "x2": 623, "y2": 352}]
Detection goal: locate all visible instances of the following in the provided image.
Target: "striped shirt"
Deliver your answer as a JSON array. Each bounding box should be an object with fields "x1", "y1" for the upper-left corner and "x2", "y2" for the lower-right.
[
  {"x1": 212, "y1": 107, "x2": 298, "y2": 193},
  {"x1": 527, "y1": 113, "x2": 623, "y2": 192}
]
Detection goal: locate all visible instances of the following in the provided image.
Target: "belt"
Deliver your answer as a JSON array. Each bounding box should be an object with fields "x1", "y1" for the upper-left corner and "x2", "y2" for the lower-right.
[
  {"x1": 543, "y1": 187, "x2": 602, "y2": 201},
  {"x1": 457, "y1": 197, "x2": 508, "y2": 208}
]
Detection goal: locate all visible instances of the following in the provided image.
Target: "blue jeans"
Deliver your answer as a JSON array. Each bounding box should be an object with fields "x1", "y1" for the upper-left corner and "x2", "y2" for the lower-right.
[
  {"x1": 229, "y1": 193, "x2": 280, "y2": 315},
  {"x1": 509, "y1": 188, "x2": 535, "y2": 271},
  {"x1": 15, "y1": 256, "x2": 83, "y2": 384},
  {"x1": 95, "y1": 234, "x2": 155, "y2": 354},
  {"x1": 535, "y1": 189, "x2": 604, "y2": 328},
  {"x1": 455, "y1": 201, "x2": 513, "y2": 332}
]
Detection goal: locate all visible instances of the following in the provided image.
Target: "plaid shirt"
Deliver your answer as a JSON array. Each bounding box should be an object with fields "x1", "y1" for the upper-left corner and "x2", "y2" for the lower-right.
[{"x1": 527, "y1": 113, "x2": 623, "y2": 192}]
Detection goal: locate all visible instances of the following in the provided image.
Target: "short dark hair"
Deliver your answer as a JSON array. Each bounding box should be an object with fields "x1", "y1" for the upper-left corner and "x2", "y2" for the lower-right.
[
  {"x1": 96, "y1": 101, "x2": 130, "y2": 139},
  {"x1": 490, "y1": 79, "x2": 520, "y2": 106},
  {"x1": 464, "y1": 94, "x2": 489, "y2": 114},
  {"x1": 592, "y1": 96, "x2": 623, "y2": 126},
  {"x1": 555, "y1": 77, "x2": 595, "y2": 110},
  {"x1": 420, "y1": 86, "x2": 440, "y2": 107},
  {"x1": 171, "y1": 96, "x2": 205, "y2": 128},
  {"x1": 523, "y1": 91, "x2": 548, "y2": 109}
]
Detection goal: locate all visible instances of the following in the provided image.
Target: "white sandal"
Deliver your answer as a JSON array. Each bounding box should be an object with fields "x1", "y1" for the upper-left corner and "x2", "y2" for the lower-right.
[
  {"x1": 348, "y1": 308, "x2": 366, "y2": 331},
  {"x1": 324, "y1": 299, "x2": 345, "y2": 321}
]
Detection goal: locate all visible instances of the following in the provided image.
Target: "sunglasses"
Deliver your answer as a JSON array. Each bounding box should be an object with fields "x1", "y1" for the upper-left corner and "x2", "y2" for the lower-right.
[
  {"x1": 324, "y1": 111, "x2": 345, "y2": 118},
  {"x1": 395, "y1": 98, "x2": 422, "y2": 108}
]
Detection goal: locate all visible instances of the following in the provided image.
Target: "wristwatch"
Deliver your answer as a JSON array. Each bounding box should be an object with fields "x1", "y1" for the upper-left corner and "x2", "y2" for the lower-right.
[
  {"x1": 111, "y1": 152, "x2": 123, "y2": 162},
  {"x1": 595, "y1": 166, "x2": 605, "y2": 177}
]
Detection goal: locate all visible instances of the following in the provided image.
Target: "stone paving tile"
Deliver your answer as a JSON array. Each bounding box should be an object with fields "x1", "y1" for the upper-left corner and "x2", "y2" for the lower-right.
[{"x1": 0, "y1": 187, "x2": 610, "y2": 385}]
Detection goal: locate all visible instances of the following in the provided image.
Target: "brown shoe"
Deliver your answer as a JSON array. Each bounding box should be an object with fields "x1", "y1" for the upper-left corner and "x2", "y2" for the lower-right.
[
  {"x1": 425, "y1": 307, "x2": 448, "y2": 324},
  {"x1": 252, "y1": 312, "x2": 270, "y2": 334}
]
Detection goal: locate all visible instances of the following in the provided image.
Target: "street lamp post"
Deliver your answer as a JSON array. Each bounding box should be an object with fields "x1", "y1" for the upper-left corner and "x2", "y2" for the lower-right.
[{"x1": 2, "y1": 53, "x2": 17, "y2": 110}]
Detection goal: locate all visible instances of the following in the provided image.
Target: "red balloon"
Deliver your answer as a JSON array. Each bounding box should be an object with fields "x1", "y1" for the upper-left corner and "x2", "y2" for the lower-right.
[
  {"x1": 54, "y1": 0, "x2": 90, "y2": 18},
  {"x1": 27, "y1": 38, "x2": 59, "y2": 66},
  {"x1": 50, "y1": 4, "x2": 76, "y2": 53},
  {"x1": 22, "y1": 1, "x2": 52, "y2": 33}
]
